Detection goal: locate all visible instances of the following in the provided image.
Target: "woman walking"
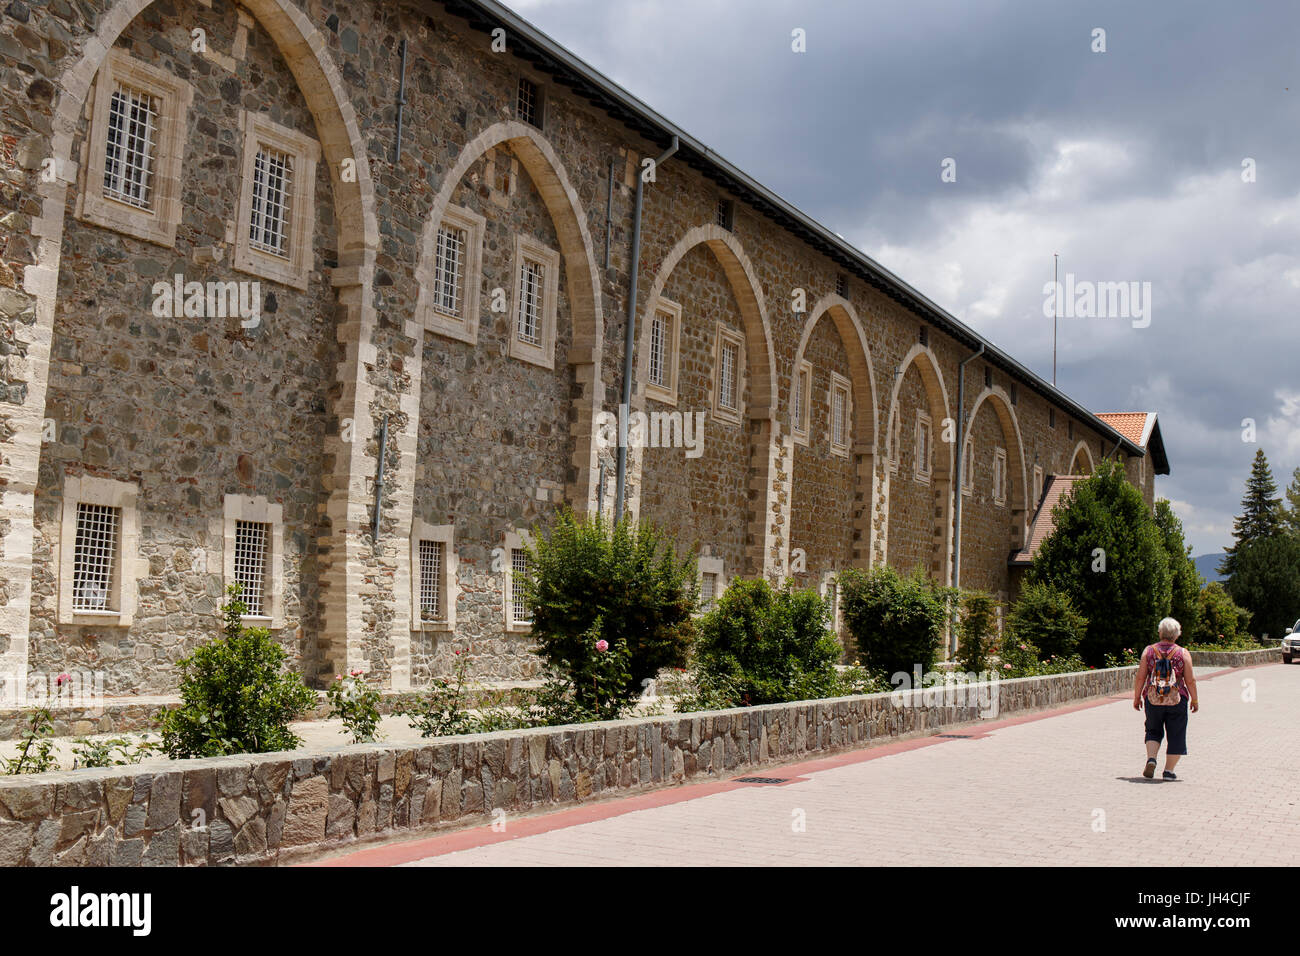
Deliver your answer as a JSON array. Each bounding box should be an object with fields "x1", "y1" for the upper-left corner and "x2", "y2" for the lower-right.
[{"x1": 1132, "y1": 617, "x2": 1199, "y2": 779}]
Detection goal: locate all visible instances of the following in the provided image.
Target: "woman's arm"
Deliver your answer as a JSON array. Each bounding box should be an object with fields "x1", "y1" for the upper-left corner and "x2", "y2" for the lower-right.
[
  {"x1": 1132, "y1": 647, "x2": 1149, "y2": 710},
  {"x1": 1182, "y1": 649, "x2": 1198, "y2": 712}
]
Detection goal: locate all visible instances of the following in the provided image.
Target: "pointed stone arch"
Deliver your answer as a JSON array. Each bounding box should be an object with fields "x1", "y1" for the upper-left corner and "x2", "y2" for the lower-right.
[
  {"x1": 880, "y1": 344, "x2": 954, "y2": 583},
  {"x1": 629, "y1": 224, "x2": 779, "y2": 578},
  {"x1": 789, "y1": 293, "x2": 881, "y2": 568},
  {"x1": 1069, "y1": 440, "x2": 1096, "y2": 475},
  {"x1": 965, "y1": 385, "x2": 1030, "y2": 551},
  {"x1": 0, "y1": 0, "x2": 379, "y2": 699}
]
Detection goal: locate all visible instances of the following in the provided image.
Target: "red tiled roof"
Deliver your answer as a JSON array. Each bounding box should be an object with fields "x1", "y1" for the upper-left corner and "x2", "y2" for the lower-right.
[
  {"x1": 1096, "y1": 412, "x2": 1153, "y2": 446},
  {"x1": 1009, "y1": 475, "x2": 1084, "y2": 566}
]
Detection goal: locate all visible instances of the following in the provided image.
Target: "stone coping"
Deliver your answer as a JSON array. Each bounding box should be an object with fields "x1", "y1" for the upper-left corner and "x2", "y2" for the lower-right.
[{"x1": 0, "y1": 665, "x2": 1142, "y2": 866}]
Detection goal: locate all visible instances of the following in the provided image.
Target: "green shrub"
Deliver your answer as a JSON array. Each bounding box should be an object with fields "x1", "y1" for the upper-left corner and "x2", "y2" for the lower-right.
[
  {"x1": 158, "y1": 585, "x2": 317, "y2": 758},
  {"x1": 1224, "y1": 533, "x2": 1300, "y2": 640},
  {"x1": 692, "y1": 578, "x2": 843, "y2": 706},
  {"x1": 996, "y1": 637, "x2": 1089, "y2": 678},
  {"x1": 1006, "y1": 582, "x2": 1088, "y2": 660},
  {"x1": 1154, "y1": 499, "x2": 1203, "y2": 637},
  {"x1": 1027, "y1": 461, "x2": 1170, "y2": 664},
  {"x1": 71, "y1": 736, "x2": 158, "y2": 769},
  {"x1": 525, "y1": 511, "x2": 695, "y2": 711},
  {"x1": 955, "y1": 590, "x2": 998, "y2": 673},
  {"x1": 1187, "y1": 582, "x2": 1253, "y2": 647},
  {"x1": 326, "y1": 671, "x2": 383, "y2": 743},
  {"x1": 839, "y1": 565, "x2": 950, "y2": 680}
]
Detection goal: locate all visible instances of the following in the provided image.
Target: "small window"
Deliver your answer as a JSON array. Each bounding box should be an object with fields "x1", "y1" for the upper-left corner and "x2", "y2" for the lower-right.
[
  {"x1": 835, "y1": 274, "x2": 848, "y2": 297},
  {"x1": 1009, "y1": 383, "x2": 1018, "y2": 406},
  {"x1": 72, "y1": 503, "x2": 121, "y2": 612},
  {"x1": 418, "y1": 540, "x2": 444, "y2": 622},
  {"x1": 919, "y1": 325, "x2": 928, "y2": 347},
  {"x1": 233, "y1": 111, "x2": 320, "y2": 290},
  {"x1": 517, "y1": 77, "x2": 543, "y2": 128},
  {"x1": 223, "y1": 495, "x2": 284, "y2": 627},
  {"x1": 58, "y1": 475, "x2": 140, "y2": 626},
  {"x1": 233, "y1": 520, "x2": 271, "y2": 616},
  {"x1": 713, "y1": 324, "x2": 745, "y2": 424},
  {"x1": 503, "y1": 531, "x2": 533, "y2": 631},
  {"x1": 420, "y1": 203, "x2": 485, "y2": 344},
  {"x1": 984, "y1": 366, "x2": 992, "y2": 389},
  {"x1": 829, "y1": 372, "x2": 851, "y2": 457},
  {"x1": 716, "y1": 198, "x2": 734, "y2": 230},
  {"x1": 698, "y1": 555, "x2": 724, "y2": 613},
  {"x1": 888, "y1": 407, "x2": 901, "y2": 473},
  {"x1": 410, "y1": 521, "x2": 456, "y2": 632},
  {"x1": 820, "y1": 572, "x2": 841, "y2": 634},
  {"x1": 1049, "y1": 408, "x2": 1056, "y2": 429},
  {"x1": 915, "y1": 411, "x2": 933, "y2": 482},
  {"x1": 1032, "y1": 466, "x2": 1044, "y2": 509},
  {"x1": 993, "y1": 447, "x2": 1007, "y2": 506},
  {"x1": 508, "y1": 235, "x2": 560, "y2": 369},
  {"x1": 962, "y1": 438, "x2": 974, "y2": 495},
  {"x1": 792, "y1": 359, "x2": 812, "y2": 444},
  {"x1": 77, "y1": 50, "x2": 193, "y2": 247},
  {"x1": 645, "y1": 298, "x2": 682, "y2": 405}
]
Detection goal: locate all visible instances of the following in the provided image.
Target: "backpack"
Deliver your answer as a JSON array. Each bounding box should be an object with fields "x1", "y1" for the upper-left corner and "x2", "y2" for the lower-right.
[{"x1": 1145, "y1": 644, "x2": 1182, "y2": 706}]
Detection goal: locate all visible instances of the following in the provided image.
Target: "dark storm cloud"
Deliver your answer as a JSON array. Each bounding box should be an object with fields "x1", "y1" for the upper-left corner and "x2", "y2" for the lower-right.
[{"x1": 504, "y1": 0, "x2": 1300, "y2": 554}]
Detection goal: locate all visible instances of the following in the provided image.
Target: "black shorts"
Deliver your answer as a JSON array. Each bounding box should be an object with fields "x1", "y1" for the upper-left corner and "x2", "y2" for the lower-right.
[{"x1": 1144, "y1": 696, "x2": 1189, "y2": 755}]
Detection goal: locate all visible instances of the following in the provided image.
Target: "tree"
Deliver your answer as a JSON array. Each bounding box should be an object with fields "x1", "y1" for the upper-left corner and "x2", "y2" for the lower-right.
[
  {"x1": 1223, "y1": 533, "x2": 1300, "y2": 640},
  {"x1": 1154, "y1": 499, "x2": 1203, "y2": 638},
  {"x1": 1005, "y1": 581, "x2": 1088, "y2": 660},
  {"x1": 955, "y1": 590, "x2": 998, "y2": 673},
  {"x1": 1220, "y1": 449, "x2": 1282, "y2": 576},
  {"x1": 1026, "y1": 460, "x2": 1170, "y2": 664},
  {"x1": 1283, "y1": 466, "x2": 1300, "y2": 537},
  {"x1": 1188, "y1": 582, "x2": 1252, "y2": 647},
  {"x1": 839, "y1": 565, "x2": 951, "y2": 679}
]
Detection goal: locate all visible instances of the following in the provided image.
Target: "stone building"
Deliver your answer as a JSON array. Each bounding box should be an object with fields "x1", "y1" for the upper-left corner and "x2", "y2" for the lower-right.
[{"x1": 0, "y1": 0, "x2": 1169, "y2": 701}]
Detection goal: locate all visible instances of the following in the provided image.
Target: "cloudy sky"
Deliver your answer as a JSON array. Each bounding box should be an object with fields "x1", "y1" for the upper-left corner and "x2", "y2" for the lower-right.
[{"x1": 500, "y1": 0, "x2": 1299, "y2": 557}]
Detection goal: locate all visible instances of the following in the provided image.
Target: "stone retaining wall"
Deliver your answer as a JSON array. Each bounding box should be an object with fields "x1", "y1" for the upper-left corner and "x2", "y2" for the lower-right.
[
  {"x1": 0, "y1": 666, "x2": 1137, "y2": 866},
  {"x1": 1189, "y1": 647, "x2": 1281, "y2": 667}
]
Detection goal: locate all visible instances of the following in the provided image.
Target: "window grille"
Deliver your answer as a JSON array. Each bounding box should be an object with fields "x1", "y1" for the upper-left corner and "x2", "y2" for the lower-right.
[
  {"x1": 993, "y1": 451, "x2": 1007, "y2": 502},
  {"x1": 1010, "y1": 383, "x2": 1018, "y2": 405},
  {"x1": 433, "y1": 225, "x2": 465, "y2": 317},
  {"x1": 103, "y1": 83, "x2": 159, "y2": 209},
  {"x1": 793, "y1": 367, "x2": 807, "y2": 431},
  {"x1": 716, "y1": 198, "x2": 733, "y2": 230},
  {"x1": 517, "y1": 258, "x2": 544, "y2": 345},
  {"x1": 511, "y1": 549, "x2": 531, "y2": 624},
  {"x1": 700, "y1": 572, "x2": 718, "y2": 608},
  {"x1": 984, "y1": 366, "x2": 992, "y2": 389},
  {"x1": 234, "y1": 520, "x2": 270, "y2": 615},
  {"x1": 517, "y1": 77, "x2": 540, "y2": 127},
  {"x1": 831, "y1": 386, "x2": 847, "y2": 448},
  {"x1": 835, "y1": 274, "x2": 848, "y2": 297},
  {"x1": 72, "y1": 503, "x2": 120, "y2": 611},
  {"x1": 419, "y1": 540, "x2": 443, "y2": 621},
  {"x1": 719, "y1": 341, "x2": 739, "y2": 410},
  {"x1": 917, "y1": 419, "x2": 932, "y2": 475},
  {"x1": 249, "y1": 145, "x2": 293, "y2": 258},
  {"x1": 649, "y1": 311, "x2": 668, "y2": 387},
  {"x1": 919, "y1": 325, "x2": 928, "y2": 346}
]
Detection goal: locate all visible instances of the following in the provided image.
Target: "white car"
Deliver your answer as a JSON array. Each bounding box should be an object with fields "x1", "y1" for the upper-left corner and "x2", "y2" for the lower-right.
[{"x1": 1284, "y1": 621, "x2": 1300, "y2": 664}]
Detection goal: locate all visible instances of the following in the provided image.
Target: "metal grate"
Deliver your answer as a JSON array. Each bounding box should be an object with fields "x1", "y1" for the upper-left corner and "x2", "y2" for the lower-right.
[
  {"x1": 719, "y1": 341, "x2": 738, "y2": 410},
  {"x1": 793, "y1": 367, "x2": 807, "y2": 431},
  {"x1": 103, "y1": 82, "x2": 159, "y2": 209},
  {"x1": 249, "y1": 145, "x2": 293, "y2": 258},
  {"x1": 517, "y1": 77, "x2": 540, "y2": 127},
  {"x1": 433, "y1": 225, "x2": 465, "y2": 317},
  {"x1": 510, "y1": 548, "x2": 531, "y2": 624},
  {"x1": 716, "y1": 198, "x2": 733, "y2": 230},
  {"x1": 419, "y1": 539, "x2": 443, "y2": 622},
  {"x1": 700, "y1": 571, "x2": 718, "y2": 608},
  {"x1": 72, "y1": 503, "x2": 120, "y2": 611},
  {"x1": 516, "y1": 258, "x2": 544, "y2": 345},
  {"x1": 735, "y1": 777, "x2": 788, "y2": 784},
  {"x1": 831, "y1": 386, "x2": 847, "y2": 447},
  {"x1": 648, "y1": 311, "x2": 668, "y2": 387},
  {"x1": 835, "y1": 274, "x2": 848, "y2": 297},
  {"x1": 234, "y1": 520, "x2": 270, "y2": 616}
]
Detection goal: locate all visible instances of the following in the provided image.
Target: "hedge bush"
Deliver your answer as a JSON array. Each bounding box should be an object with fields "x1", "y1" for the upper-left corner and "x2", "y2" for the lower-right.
[
  {"x1": 839, "y1": 565, "x2": 950, "y2": 679},
  {"x1": 1005, "y1": 581, "x2": 1088, "y2": 660}
]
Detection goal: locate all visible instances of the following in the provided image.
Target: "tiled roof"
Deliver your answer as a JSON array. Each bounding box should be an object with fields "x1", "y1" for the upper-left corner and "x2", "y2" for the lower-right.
[
  {"x1": 1009, "y1": 475, "x2": 1084, "y2": 566},
  {"x1": 1096, "y1": 412, "x2": 1153, "y2": 446}
]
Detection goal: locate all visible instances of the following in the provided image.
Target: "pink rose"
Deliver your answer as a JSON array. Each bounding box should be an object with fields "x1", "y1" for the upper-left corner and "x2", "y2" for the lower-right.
[
  {"x1": 56, "y1": 672, "x2": 71, "y2": 686},
  {"x1": 595, "y1": 639, "x2": 609, "y2": 653},
  {"x1": 335, "y1": 674, "x2": 344, "y2": 681},
  {"x1": 1003, "y1": 663, "x2": 1011, "y2": 670}
]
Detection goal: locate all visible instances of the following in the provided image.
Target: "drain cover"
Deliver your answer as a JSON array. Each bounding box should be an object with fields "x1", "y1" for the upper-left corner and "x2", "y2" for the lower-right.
[
  {"x1": 935, "y1": 733, "x2": 974, "y2": 739},
  {"x1": 735, "y1": 776, "x2": 788, "y2": 784}
]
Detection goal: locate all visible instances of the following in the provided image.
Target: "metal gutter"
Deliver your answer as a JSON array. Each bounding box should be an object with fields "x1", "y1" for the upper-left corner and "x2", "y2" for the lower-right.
[{"x1": 439, "y1": 0, "x2": 1146, "y2": 462}]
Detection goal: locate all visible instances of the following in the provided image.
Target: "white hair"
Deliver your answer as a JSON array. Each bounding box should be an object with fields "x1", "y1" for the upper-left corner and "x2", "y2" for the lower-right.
[{"x1": 1158, "y1": 617, "x2": 1182, "y2": 641}]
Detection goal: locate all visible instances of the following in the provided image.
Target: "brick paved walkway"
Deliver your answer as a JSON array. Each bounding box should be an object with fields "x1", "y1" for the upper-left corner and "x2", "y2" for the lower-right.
[{"x1": 317, "y1": 663, "x2": 1299, "y2": 866}]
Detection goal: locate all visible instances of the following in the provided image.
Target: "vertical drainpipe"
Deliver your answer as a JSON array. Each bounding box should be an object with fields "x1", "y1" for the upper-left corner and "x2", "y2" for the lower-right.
[
  {"x1": 951, "y1": 343, "x2": 984, "y2": 655},
  {"x1": 614, "y1": 136, "x2": 679, "y2": 524}
]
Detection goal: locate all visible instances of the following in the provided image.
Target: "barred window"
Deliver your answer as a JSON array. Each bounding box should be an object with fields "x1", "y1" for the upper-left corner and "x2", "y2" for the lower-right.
[
  {"x1": 510, "y1": 548, "x2": 531, "y2": 624},
  {"x1": 72, "y1": 503, "x2": 120, "y2": 611},
  {"x1": 418, "y1": 539, "x2": 444, "y2": 622},
  {"x1": 719, "y1": 340, "x2": 739, "y2": 411},
  {"x1": 234, "y1": 520, "x2": 270, "y2": 616},
  {"x1": 716, "y1": 198, "x2": 734, "y2": 230},
  {"x1": 792, "y1": 365, "x2": 808, "y2": 433},
  {"x1": 517, "y1": 77, "x2": 541, "y2": 128},
  {"x1": 700, "y1": 572, "x2": 718, "y2": 608},
  {"x1": 248, "y1": 145, "x2": 293, "y2": 258},
  {"x1": 649, "y1": 311, "x2": 667, "y2": 388},
  {"x1": 831, "y1": 384, "x2": 848, "y2": 449},
  {"x1": 835, "y1": 274, "x2": 848, "y2": 297},
  {"x1": 433, "y1": 225, "x2": 465, "y2": 317},
  {"x1": 516, "y1": 258, "x2": 544, "y2": 346},
  {"x1": 103, "y1": 83, "x2": 158, "y2": 210},
  {"x1": 915, "y1": 413, "x2": 933, "y2": 479}
]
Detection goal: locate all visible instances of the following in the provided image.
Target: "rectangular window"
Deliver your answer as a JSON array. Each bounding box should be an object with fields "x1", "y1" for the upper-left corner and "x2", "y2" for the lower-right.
[
  {"x1": 1010, "y1": 383, "x2": 1018, "y2": 406},
  {"x1": 962, "y1": 439, "x2": 974, "y2": 494},
  {"x1": 888, "y1": 408, "x2": 901, "y2": 472},
  {"x1": 719, "y1": 341, "x2": 738, "y2": 411},
  {"x1": 697, "y1": 556, "x2": 724, "y2": 615},
  {"x1": 1033, "y1": 466, "x2": 1044, "y2": 509},
  {"x1": 248, "y1": 145, "x2": 293, "y2": 258},
  {"x1": 993, "y1": 448, "x2": 1007, "y2": 505},
  {"x1": 919, "y1": 325, "x2": 928, "y2": 346},
  {"x1": 510, "y1": 548, "x2": 531, "y2": 624},
  {"x1": 418, "y1": 539, "x2": 444, "y2": 622},
  {"x1": 835, "y1": 274, "x2": 848, "y2": 297},
  {"x1": 716, "y1": 198, "x2": 734, "y2": 230},
  {"x1": 829, "y1": 373, "x2": 851, "y2": 456},
  {"x1": 433, "y1": 224, "x2": 465, "y2": 317},
  {"x1": 792, "y1": 362, "x2": 811, "y2": 440},
  {"x1": 700, "y1": 572, "x2": 718, "y2": 608},
  {"x1": 517, "y1": 77, "x2": 542, "y2": 128},
  {"x1": 516, "y1": 258, "x2": 544, "y2": 346},
  {"x1": 103, "y1": 83, "x2": 159, "y2": 210},
  {"x1": 984, "y1": 366, "x2": 992, "y2": 389},
  {"x1": 234, "y1": 520, "x2": 270, "y2": 616},
  {"x1": 72, "y1": 503, "x2": 121, "y2": 611},
  {"x1": 649, "y1": 311, "x2": 668, "y2": 388},
  {"x1": 915, "y1": 412, "x2": 933, "y2": 481}
]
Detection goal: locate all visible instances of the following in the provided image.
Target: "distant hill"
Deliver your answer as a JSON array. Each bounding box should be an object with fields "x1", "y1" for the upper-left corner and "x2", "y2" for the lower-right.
[{"x1": 1193, "y1": 553, "x2": 1227, "y2": 584}]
